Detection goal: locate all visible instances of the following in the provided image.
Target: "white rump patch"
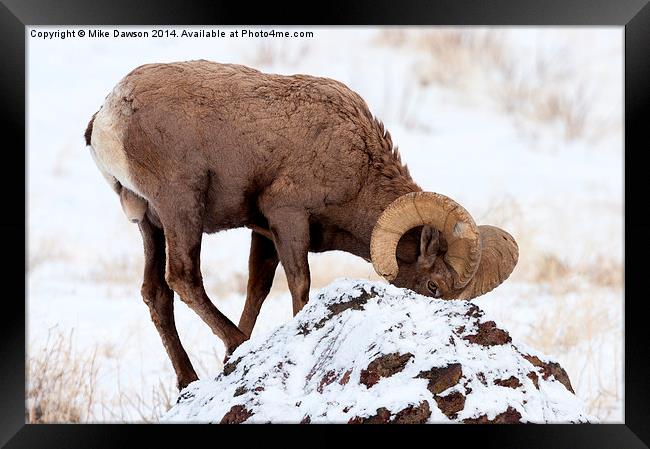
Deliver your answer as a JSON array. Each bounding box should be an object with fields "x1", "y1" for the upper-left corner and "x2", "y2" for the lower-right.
[{"x1": 89, "y1": 85, "x2": 142, "y2": 197}]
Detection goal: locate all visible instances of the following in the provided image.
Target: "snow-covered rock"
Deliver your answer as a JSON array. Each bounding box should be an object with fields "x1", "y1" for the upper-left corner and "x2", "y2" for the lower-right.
[{"x1": 163, "y1": 280, "x2": 593, "y2": 424}]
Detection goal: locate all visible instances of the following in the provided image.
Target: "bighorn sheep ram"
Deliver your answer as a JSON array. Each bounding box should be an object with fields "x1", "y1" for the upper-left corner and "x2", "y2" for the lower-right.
[{"x1": 85, "y1": 60, "x2": 518, "y2": 389}]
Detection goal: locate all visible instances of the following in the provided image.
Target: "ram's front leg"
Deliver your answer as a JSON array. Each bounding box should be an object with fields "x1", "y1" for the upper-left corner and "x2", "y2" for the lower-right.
[
  {"x1": 238, "y1": 231, "x2": 279, "y2": 337},
  {"x1": 265, "y1": 208, "x2": 311, "y2": 315}
]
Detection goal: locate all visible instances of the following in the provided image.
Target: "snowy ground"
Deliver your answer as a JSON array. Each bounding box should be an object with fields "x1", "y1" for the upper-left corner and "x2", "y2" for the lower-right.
[{"x1": 27, "y1": 27, "x2": 623, "y2": 422}]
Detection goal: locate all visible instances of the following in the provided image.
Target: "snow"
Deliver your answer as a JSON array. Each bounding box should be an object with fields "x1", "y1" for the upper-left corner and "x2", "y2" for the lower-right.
[
  {"x1": 27, "y1": 27, "x2": 623, "y2": 422},
  {"x1": 163, "y1": 280, "x2": 593, "y2": 423}
]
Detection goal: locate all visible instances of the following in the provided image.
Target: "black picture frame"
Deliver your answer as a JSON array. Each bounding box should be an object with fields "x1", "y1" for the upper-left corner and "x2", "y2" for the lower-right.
[{"x1": 3, "y1": 0, "x2": 648, "y2": 446}]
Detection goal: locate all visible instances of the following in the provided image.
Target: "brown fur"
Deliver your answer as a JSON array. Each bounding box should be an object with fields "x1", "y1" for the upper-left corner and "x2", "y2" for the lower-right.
[{"x1": 86, "y1": 61, "x2": 455, "y2": 389}]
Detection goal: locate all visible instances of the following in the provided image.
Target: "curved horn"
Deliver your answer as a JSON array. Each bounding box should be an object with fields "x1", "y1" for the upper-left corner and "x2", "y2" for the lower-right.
[
  {"x1": 370, "y1": 192, "x2": 481, "y2": 289},
  {"x1": 454, "y1": 225, "x2": 519, "y2": 300}
]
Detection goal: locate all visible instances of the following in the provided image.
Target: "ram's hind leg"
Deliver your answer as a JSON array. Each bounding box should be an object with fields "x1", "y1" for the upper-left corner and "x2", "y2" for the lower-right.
[
  {"x1": 139, "y1": 216, "x2": 198, "y2": 390},
  {"x1": 158, "y1": 196, "x2": 247, "y2": 358},
  {"x1": 239, "y1": 231, "x2": 279, "y2": 337}
]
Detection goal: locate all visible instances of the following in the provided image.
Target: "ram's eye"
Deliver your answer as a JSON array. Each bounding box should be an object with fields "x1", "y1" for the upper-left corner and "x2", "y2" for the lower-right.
[{"x1": 427, "y1": 281, "x2": 442, "y2": 298}]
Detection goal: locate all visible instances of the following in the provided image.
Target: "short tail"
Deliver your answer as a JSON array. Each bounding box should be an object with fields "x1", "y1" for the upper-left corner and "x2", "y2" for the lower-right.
[{"x1": 84, "y1": 111, "x2": 98, "y2": 146}]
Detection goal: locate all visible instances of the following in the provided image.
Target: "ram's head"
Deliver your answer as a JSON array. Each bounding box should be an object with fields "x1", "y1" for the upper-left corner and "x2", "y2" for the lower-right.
[{"x1": 370, "y1": 192, "x2": 518, "y2": 300}]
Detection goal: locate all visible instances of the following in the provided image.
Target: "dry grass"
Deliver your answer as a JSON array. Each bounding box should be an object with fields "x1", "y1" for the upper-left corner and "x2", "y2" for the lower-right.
[
  {"x1": 496, "y1": 63, "x2": 593, "y2": 143},
  {"x1": 97, "y1": 343, "x2": 225, "y2": 422},
  {"x1": 28, "y1": 237, "x2": 72, "y2": 272},
  {"x1": 376, "y1": 29, "x2": 508, "y2": 90},
  {"x1": 377, "y1": 29, "x2": 602, "y2": 143},
  {"x1": 578, "y1": 255, "x2": 623, "y2": 289},
  {"x1": 475, "y1": 196, "x2": 622, "y2": 293},
  {"x1": 204, "y1": 267, "x2": 249, "y2": 299},
  {"x1": 27, "y1": 327, "x2": 99, "y2": 423},
  {"x1": 28, "y1": 325, "x2": 184, "y2": 423},
  {"x1": 87, "y1": 255, "x2": 142, "y2": 285},
  {"x1": 475, "y1": 197, "x2": 622, "y2": 420},
  {"x1": 420, "y1": 30, "x2": 508, "y2": 89},
  {"x1": 522, "y1": 288, "x2": 622, "y2": 421},
  {"x1": 526, "y1": 291, "x2": 618, "y2": 355},
  {"x1": 247, "y1": 39, "x2": 310, "y2": 68},
  {"x1": 534, "y1": 246, "x2": 621, "y2": 293},
  {"x1": 27, "y1": 326, "x2": 182, "y2": 423},
  {"x1": 98, "y1": 377, "x2": 176, "y2": 423}
]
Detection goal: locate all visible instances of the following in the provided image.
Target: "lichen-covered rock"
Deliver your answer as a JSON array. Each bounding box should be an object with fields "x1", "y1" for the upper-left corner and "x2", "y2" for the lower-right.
[{"x1": 162, "y1": 280, "x2": 593, "y2": 424}]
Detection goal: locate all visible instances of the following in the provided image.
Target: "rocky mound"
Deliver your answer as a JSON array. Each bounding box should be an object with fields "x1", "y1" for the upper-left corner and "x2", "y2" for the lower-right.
[{"x1": 163, "y1": 280, "x2": 593, "y2": 423}]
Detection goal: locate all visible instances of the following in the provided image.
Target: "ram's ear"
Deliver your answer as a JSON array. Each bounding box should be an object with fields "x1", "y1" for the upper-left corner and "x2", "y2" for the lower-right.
[{"x1": 418, "y1": 226, "x2": 440, "y2": 267}]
